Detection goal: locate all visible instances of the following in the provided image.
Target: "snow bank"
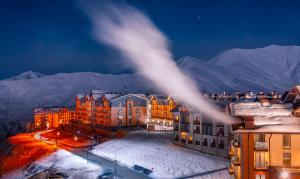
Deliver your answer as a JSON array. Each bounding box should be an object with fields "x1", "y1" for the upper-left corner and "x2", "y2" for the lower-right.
[
  {"x1": 3, "y1": 149, "x2": 103, "y2": 179},
  {"x1": 91, "y1": 130, "x2": 230, "y2": 178}
]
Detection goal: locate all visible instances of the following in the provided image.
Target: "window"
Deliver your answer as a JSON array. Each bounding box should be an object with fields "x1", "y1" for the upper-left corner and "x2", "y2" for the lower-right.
[
  {"x1": 217, "y1": 127, "x2": 224, "y2": 136},
  {"x1": 255, "y1": 174, "x2": 266, "y2": 179},
  {"x1": 202, "y1": 138, "x2": 208, "y2": 146},
  {"x1": 283, "y1": 134, "x2": 291, "y2": 149},
  {"x1": 219, "y1": 140, "x2": 225, "y2": 149},
  {"x1": 255, "y1": 152, "x2": 268, "y2": 169},
  {"x1": 202, "y1": 124, "x2": 212, "y2": 135},
  {"x1": 210, "y1": 139, "x2": 216, "y2": 148},
  {"x1": 194, "y1": 126, "x2": 200, "y2": 134},
  {"x1": 255, "y1": 134, "x2": 265, "y2": 142},
  {"x1": 188, "y1": 136, "x2": 193, "y2": 144},
  {"x1": 195, "y1": 138, "x2": 200, "y2": 145},
  {"x1": 283, "y1": 152, "x2": 291, "y2": 168}
]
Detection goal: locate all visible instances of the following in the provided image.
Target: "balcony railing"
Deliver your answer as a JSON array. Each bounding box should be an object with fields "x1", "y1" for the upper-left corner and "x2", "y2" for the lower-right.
[
  {"x1": 255, "y1": 142, "x2": 268, "y2": 151},
  {"x1": 228, "y1": 165, "x2": 234, "y2": 175}
]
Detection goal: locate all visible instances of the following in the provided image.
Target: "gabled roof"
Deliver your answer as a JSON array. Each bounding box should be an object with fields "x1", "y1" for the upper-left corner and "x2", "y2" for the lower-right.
[
  {"x1": 283, "y1": 85, "x2": 300, "y2": 103},
  {"x1": 104, "y1": 94, "x2": 121, "y2": 100}
]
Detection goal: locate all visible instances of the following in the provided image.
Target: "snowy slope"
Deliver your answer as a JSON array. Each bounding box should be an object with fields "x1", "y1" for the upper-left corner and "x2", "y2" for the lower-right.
[
  {"x1": 0, "y1": 45, "x2": 300, "y2": 140},
  {"x1": 0, "y1": 72, "x2": 155, "y2": 140},
  {"x1": 179, "y1": 45, "x2": 300, "y2": 92}
]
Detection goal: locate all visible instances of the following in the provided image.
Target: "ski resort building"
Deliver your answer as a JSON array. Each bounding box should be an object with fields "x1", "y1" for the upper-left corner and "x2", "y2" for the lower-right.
[
  {"x1": 148, "y1": 95, "x2": 176, "y2": 130},
  {"x1": 75, "y1": 91, "x2": 149, "y2": 129},
  {"x1": 172, "y1": 103, "x2": 232, "y2": 158},
  {"x1": 228, "y1": 85, "x2": 300, "y2": 179},
  {"x1": 34, "y1": 107, "x2": 75, "y2": 130}
]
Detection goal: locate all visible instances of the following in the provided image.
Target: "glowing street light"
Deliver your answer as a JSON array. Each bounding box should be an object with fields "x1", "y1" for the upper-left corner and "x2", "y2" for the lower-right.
[{"x1": 281, "y1": 171, "x2": 288, "y2": 179}]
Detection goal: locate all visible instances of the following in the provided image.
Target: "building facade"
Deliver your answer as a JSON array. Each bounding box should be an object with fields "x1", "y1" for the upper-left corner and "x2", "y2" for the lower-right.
[
  {"x1": 75, "y1": 91, "x2": 149, "y2": 129},
  {"x1": 228, "y1": 86, "x2": 300, "y2": 179},
  {"x1": 172, "y1": 105, "x2": 231, "y2": 158},
  {"x1": 148, "y1": 95, "x2": 176, "y2": 130},
  {"x1": 34, "y1": 107, "x2": 75, "y2": 130}
]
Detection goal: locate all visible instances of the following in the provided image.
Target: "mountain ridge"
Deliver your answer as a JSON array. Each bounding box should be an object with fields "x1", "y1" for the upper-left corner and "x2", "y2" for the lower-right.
[{"x1": 0, "y1": 45, "x2": 300, "y2": 140}]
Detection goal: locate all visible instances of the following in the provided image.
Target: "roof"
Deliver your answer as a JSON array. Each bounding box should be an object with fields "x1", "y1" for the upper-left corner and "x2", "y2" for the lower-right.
[
  {"x1": 229, "y1": 102, "x2": 293, "y2": 117},
  {"x1": 283, "y1": 85, "x2": 300, "y2": 103},
  {"x1": 234, "y1": 124, "x2": 300, "y2": 134},
  {"x1": 34, "y1": 107, "x2": 62, "y2": 113},
  {"x1": 76, "y1": 94, "x2": 85, "y2": 100},
  {"x1": 104, "y1": 94, "x2": 121, "y2": 100}
]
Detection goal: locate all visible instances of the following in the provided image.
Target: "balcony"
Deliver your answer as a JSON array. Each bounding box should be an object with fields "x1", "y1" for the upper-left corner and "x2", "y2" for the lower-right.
[
  {"x1": 232, "y1": 156, "x2": 240, "y2": 166},
  {"x1": 233, "y1": 141, "x2": 240, "y2": 148},
  {"x1": 228, "y1": 149, "x2": 234, "y2": 156},
  {"x1": 255, "y1": 142, "x2": 268, "y2": 151},
  {"x1": 228, "y1": 165, "x2": 234, "y2": 175}
]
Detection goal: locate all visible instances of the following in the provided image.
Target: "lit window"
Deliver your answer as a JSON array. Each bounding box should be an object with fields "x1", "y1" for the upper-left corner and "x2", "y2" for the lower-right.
[
  {"x1": 255, "y1": 151, "x2": 268, "y2": 169},
  {"x1": 283, "y1": 134, "x2": 291, "y2": 149},
  {"x1": 283, "y1": 152, "x2": 291, "y2": 168},
  {"x1": 255, "y1": 174, "x2": 266, "y2": 179}
]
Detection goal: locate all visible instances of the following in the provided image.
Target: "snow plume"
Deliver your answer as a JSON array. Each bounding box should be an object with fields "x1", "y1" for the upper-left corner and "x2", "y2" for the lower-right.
[{"x1": 83, "y1": 2, "x2": 235, "y2": 124}]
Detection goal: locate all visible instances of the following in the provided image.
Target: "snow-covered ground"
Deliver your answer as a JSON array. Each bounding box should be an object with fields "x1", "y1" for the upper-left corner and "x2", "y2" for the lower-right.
[
  {"x1": 91, "y1": 130, "x2": 231, "y2": 179},
  {"x1": 3, "y1": 149, "x2": 103, "y2": 179}
]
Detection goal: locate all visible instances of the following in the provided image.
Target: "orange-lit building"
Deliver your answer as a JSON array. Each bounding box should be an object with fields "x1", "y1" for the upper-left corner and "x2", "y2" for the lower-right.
[
  {"x1": 228, "y1": 85, "x2": 300, "y2": 179},
  {"x1": 148, "y1": 95, "x2": 176, "y2": 129},
  {"x1": 75, "y1": 90, "x2": 149, "y2": 129},
  {"x1": 34, "y1": 107, "x2": 75, "y2": 130}
]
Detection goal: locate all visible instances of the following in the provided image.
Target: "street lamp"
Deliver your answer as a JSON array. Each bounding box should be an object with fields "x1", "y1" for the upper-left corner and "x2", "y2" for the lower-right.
[{"x1": 281, "y1": 171, "x2": 288, "y2": 179}]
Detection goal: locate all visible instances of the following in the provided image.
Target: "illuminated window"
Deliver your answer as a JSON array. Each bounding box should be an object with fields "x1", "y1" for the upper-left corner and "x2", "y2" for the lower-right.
[
  {"x1": 283, "y1": 134, "x2": 291, "y2": 149},
  {"x1": 255, "y1": 152, "x2": 268, "y2": 169},
  {"x1": 255, "y1": 174, "x2": 265, "y2": 179},
  {"x1": 283, "y1": 152, "x2": 291, "y2": 168}
]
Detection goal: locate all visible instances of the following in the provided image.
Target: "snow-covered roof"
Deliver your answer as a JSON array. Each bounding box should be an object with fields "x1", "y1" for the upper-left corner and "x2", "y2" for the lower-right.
[
  {"x1": 76, "y1": 94, "x2": 85, "y2": 99},
  {"x1": 235, "y1": 124, "x2": 300, "y2": 134},
  {"x1": 104, "y1": 94, "x2": 120, "y2": 100},
  {"x1": 34, "y1": 107, "x2": 62, "y2": 113},
  {"x1": 229, "y1": 102, "x2": 293, "y2": 117}
]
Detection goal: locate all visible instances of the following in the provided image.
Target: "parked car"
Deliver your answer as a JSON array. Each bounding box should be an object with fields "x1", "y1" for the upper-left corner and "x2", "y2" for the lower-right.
[{"x1": 98, "y1": 170, "x2": 115, "y2": 179}]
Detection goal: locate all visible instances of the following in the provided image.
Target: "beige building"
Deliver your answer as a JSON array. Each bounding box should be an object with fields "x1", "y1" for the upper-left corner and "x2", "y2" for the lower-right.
[{"x1": 228, "y1": 85, "x2": 300, "y2": 179}]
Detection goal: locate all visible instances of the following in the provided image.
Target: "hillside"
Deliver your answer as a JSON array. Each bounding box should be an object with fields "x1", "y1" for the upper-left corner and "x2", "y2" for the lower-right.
[{"x1": 0, "y1": 45, "x2": 300, "y2": 140}]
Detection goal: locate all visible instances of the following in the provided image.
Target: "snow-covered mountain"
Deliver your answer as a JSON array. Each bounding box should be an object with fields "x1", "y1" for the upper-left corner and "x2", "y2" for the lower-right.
[
  {"x1": 179, "y1": 45, "x2": 300, "y2": 92},
  {"x1": 7, "y1": 71, "x2": 46, "y2": 81},
  {"x1": 0, "y1": 45, "x2": 300, "y2": 140}
]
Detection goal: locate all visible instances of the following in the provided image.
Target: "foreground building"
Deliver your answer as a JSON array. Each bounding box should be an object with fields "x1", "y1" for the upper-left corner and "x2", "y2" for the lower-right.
[
  {"x1": 228, "y1": 86, "x2": 300, "y2": 179},
  {"x1": 172, "y1": 103, "x2": 232, "y2": 158}
]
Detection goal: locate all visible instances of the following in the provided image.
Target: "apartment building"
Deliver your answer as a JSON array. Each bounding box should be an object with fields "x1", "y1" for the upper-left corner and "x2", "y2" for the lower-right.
[
  {"x1": 228, "y1": 85, "x2": 300, "y2": 179},
  {"x1": 172, "y1": 104, "x2": 232, "y2": 158}
]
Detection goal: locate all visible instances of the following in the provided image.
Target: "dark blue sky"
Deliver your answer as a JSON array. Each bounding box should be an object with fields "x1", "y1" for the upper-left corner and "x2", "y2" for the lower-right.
[{"x1": 1, "y1": 0, "x2": 300, "y2": 79}]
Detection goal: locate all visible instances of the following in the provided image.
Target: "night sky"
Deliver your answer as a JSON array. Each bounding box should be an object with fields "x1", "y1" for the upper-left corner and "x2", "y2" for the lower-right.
[{"x1": 1, "y1": 0, "x2": 300, "y2": 79}]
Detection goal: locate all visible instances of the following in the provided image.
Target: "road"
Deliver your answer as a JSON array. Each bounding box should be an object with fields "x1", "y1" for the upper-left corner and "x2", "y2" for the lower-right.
[{"x1": 34, "y1": 131, "x2": 149, "y2": 179}]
